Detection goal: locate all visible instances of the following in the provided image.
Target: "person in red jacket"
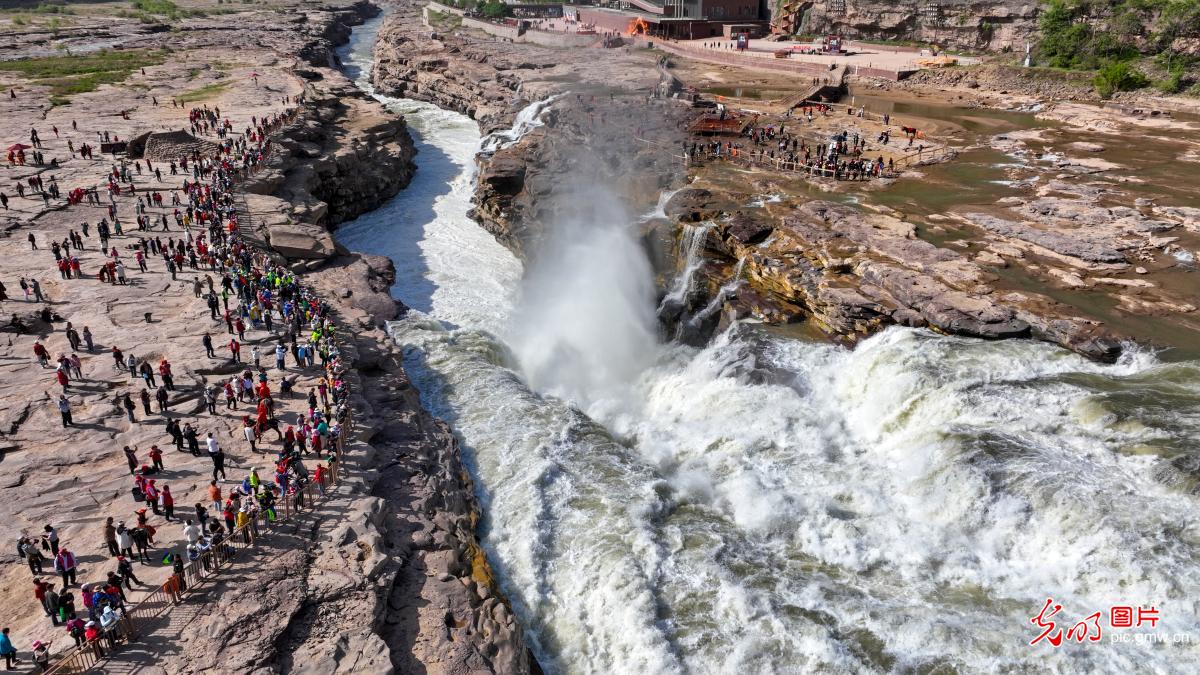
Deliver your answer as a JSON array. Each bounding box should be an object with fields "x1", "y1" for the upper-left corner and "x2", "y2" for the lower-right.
[
  {"x1": 158, "y1": 359, "x2": 174, "y2": 391},
  {"x1": 33, "y1": 341, "x2": 49, "y2": 367},
  {"x1": 314, "y1": 463, "x2": 327, "y2": 495},
  {"x1": 148, "y1": 445, "x2": 163, "y2": 473},
  {"x1": 55, "y1": 368, "x2": 69, "y2": 392},
  {"x1": 84, "y1": 620, "x2": 104, "y2": 656},
  {"x1": 159, "y1": 485, "x2": 174, "y2": 521}
]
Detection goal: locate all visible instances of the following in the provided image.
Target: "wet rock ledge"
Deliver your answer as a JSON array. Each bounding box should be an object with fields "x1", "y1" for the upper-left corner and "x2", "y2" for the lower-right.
[
  {"x1": 134, "y1": 2, "x2": 534, "y2": 673},
  {"x1": 663, "y1": 188, "x2": 1125, "y2": 360}
]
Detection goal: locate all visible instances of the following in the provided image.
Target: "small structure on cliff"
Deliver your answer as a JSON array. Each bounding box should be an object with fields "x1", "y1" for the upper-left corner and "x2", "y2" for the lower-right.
[{"x1": 688, "y1": 115, "x2": 752, "y2": 135}]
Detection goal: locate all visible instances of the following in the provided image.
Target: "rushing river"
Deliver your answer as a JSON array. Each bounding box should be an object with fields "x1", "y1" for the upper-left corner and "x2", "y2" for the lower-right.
[{"x1": 337, "y1": 19, "x2": 1200, "y2": 674}]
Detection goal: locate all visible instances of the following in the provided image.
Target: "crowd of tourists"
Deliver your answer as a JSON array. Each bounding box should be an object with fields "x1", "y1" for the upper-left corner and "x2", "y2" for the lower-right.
[
  {"x1": 3, "y1": 94, "x2": 354, "y2": 670},
  {"x1": 686, "y1": 102, "x2": 930, "y2": 180}
]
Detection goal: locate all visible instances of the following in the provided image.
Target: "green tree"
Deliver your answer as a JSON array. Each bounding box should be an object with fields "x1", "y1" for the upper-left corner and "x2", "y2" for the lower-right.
[
  {"x1": 480, "y1": 0, "x2": 510, "y2": 18},
  {"x1": 1093, "y1": 60, "x2": 1149, "y2": 97}
]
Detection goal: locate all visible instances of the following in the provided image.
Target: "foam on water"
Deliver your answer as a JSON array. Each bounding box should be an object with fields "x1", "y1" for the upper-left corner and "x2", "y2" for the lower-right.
[
  {"x1": 394, "y1": 316, "x2": 1200, "y2": 673},
  {"x1": 335, "y1": 26, "x2": 521, "y2": 333},
  {"x1": 341, "y1": 17, "x2": 1200, "y2": 674}
]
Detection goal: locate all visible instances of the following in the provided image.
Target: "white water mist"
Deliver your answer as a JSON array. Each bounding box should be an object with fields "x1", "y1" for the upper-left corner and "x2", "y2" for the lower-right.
[{"x1": 506, "y1": 186, "x2": 660, "y2": 411}]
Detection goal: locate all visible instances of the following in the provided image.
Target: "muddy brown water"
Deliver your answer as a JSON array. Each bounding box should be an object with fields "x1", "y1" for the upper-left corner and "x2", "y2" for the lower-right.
[{"x1": 751, "y1": 90, "x2": 1200, "y2": 360}]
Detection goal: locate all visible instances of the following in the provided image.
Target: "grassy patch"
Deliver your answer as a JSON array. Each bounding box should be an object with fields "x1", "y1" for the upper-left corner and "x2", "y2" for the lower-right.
[
  {"x1": 427, "y1": 9, "x2": 462, "y2": 30},
  {"x1": 177, "y1": 80, "x2": 231, "y2": 103},
  {"x1": 132, "y1": 0, "x2": 179, "y2": 14},
  {"x1": 0, "y1": 2, "x2": 75, "y2": 14},
  {"x1": 0, "y1": 48, "x2": 167, "y2": 105}
]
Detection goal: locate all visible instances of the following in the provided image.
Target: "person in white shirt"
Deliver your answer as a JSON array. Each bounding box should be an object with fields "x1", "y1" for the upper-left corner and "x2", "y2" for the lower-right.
[{"x1": 206, "y1": 433, "x2": 226, "y2": 480}]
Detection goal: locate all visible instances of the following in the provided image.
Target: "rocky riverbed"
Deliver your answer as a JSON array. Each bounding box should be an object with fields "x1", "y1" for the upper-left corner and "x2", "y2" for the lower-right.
[
  {"x1": 0, "y1": 1, "x2": 529, "y2": 671},
  {"x1": 367, "y1": 1, "x2": 1199, "y2": 360}
]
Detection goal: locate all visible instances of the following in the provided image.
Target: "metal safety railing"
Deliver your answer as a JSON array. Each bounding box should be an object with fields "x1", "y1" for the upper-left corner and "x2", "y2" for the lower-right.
[
  {"x1": 42, "y1": 411, "x2": 350, "y2": 675},
  {"x1": 692, "y1": 149, "x2": 902, "y2": 180}
]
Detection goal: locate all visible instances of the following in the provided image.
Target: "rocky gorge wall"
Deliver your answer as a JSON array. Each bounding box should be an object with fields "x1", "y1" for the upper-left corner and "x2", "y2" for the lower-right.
[
  {"x1": 371, "y1": 0, "x2": 690, "y2": 260},
  {"x1": 792, "y1": 0, "x2": 1040, "y2": 51},
  {"x1": 128, "y1": 3, "x2": 535, "y2": 673}
]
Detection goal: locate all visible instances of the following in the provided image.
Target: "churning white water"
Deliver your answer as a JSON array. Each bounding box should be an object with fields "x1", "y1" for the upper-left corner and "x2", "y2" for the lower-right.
[
  {"x1": 480, "y1": 94, "x2": 561, "y2": 155},
  {"x1": 335, "y1": 19, "x2": 520, "y2": 333},
  {"x1": 339, "y1": 19, "x2": 1200, "y2": 675}
]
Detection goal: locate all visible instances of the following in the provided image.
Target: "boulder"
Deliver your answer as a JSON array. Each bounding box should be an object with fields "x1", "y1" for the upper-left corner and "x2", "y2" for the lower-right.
[
  {"x1": 268, "y1": 224, "x2": 337, "y2": 260},
  {"x1": 724, "y1": 212, "x2": 773, "y2": 246},
  {"x1": 665, "y1": 188, "x2": 723, "y2": 223}
]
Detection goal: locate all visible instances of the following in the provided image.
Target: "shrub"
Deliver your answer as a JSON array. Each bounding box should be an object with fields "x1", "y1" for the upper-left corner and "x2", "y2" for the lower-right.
[
  {"x1": 479, "y1": 0, "x2": 509, "y2": 18},
  {"x1": 1093, "y1": 60, "x2": 1149, "y2": 97},
  {"x1": 133, "y1": 0, "x2": 179, "y2": 14}
]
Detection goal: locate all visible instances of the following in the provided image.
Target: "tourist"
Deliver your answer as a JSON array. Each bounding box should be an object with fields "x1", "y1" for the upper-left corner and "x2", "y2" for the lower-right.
[
  {"x1": 160, "y1": 485, "x2": 175, "y2": 521},
  {"x1": 0, "y1": 628, "x2": 17, "y2": 670},
  {"x1": 103, "y1": 517, "x2": 119, "y2": 557},
  {"x1": 20, "y1": 538, "x2": 46, "y2": 575},
  {"x1": 207, "y1": 433, "x2": 227, "y2": 480},
  {"x1": 32, "y1": 640, "x2": 49, "y2": 672},
  {"x1": 53, "y1": 547, "x2": 77, "y2": 588},
  {"x1": 116, "y1": 524, "x2": 134, "y2": 560},
  {"x1": 57, "y1": 395, "x2": 73, "y2": 427},
  {"x1": 42, "y1": 526, "x2": 59, "y2": 556}
]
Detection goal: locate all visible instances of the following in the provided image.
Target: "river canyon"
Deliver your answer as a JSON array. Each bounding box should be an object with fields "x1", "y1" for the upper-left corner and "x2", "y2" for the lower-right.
[{"x1": 335, "y1": 10, "x2": 1200, "y2": 675}]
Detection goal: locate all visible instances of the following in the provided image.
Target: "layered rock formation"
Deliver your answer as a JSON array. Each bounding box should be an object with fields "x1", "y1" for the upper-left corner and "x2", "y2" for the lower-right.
[
  {"x1": 471, "y1": 98, "x2": 691, "y2": 260},
  {"x1": 142, "y1": 261, "x2": 531, "y2": 674},
  {"x1": 786, "y1": 0, "x2": 1040, "y2": 51},
  {"x1": 175, "y1": 6, "x2": 534, "y2": 672},
  {"x1": 664, "y1": 188, "x2": 1127, "y2": 360},
  {"x1": 0, "y1": 0, "x2": 531, "y2": 671},
  {"x1": 371, "y1": 0, "x2": 690, "y2": 259},
  {"x1": 241, "y1": 72, "x2": 417, "y2": 263}
]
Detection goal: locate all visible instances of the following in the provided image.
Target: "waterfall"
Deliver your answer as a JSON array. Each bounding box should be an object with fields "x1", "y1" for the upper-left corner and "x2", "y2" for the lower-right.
[
  {"x1": 658, "y1": 222, "x2": 713, "y2": 313},
  {"x1": 687, "y1": 256, "x2": 746, "y2": 327},
  {"x1": 505, "y1": 184, "x2": 660, "y2": 411},
  {"x1": 339, "y1": 14, "x2": 1200, "y2": 675},
  {"x1": 641, "y1": 187, "x2": 681, "y2": 223},
  {"x1": 480, "y1": 95, "x2": 562, "y2": 154}
]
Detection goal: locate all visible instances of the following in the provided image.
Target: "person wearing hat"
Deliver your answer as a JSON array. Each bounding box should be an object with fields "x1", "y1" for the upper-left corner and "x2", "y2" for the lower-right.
[
  {"x1": 83, "y1": 621, "x2": 103, "y2": 656},
  {"x1": 143, "y1": 480, "x2": 160, "y2": 515},
  {"x1": 31, "y1": 640, "x2": 49, "y2": 671},
  {"x1": 80, "y1": 583, "x2": 94, "y2": 618},
  {"x1": 222, "y1": 500, "x2": 235, "y2": 533},
  {"x1": 20, "y1": 538, "x2": 46, "y2": 575},
  {"x1": 235, "y1": 505, "x2": 252, "y2": 543},
  {"x1": 53, "y1": 547, "x2": 76, "y2": 589},
  {"x1": 134, "y1": 508, "x2": 156, "y2": 545},
  {"x1": 116, "y1": 523, "x2": 134, "y2": 559}
]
